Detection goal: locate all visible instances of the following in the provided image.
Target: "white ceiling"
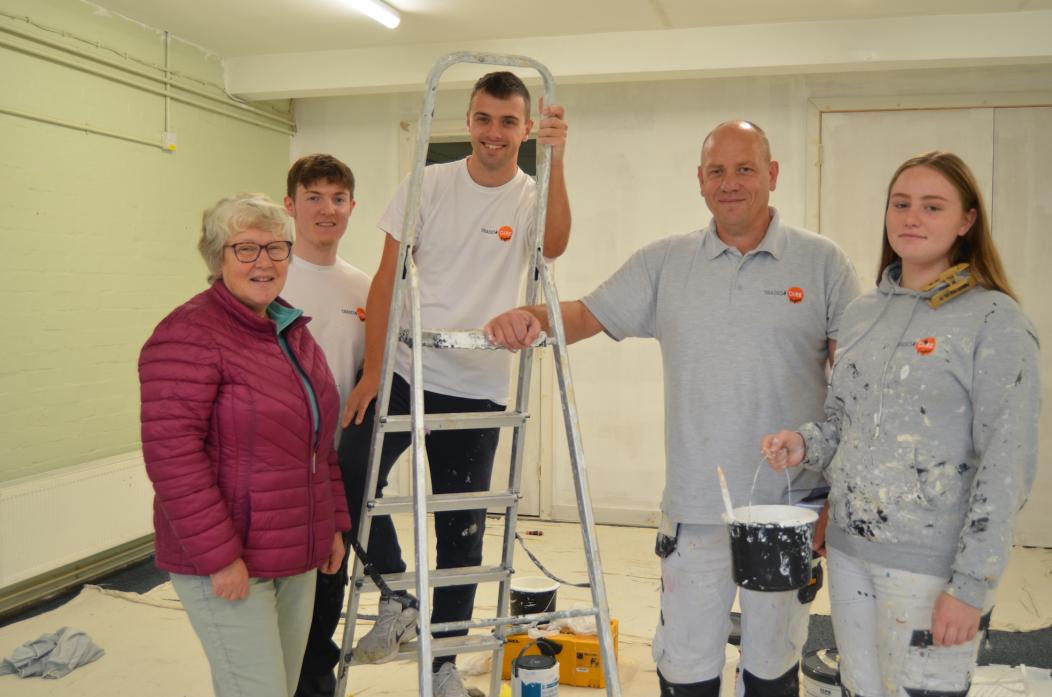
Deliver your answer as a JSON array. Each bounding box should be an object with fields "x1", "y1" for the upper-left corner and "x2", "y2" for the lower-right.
[{"x1": 91, "y1": 0, "x2": 1052, "y2": 59}]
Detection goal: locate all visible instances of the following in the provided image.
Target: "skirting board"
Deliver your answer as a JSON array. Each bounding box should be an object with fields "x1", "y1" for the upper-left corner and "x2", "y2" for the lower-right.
[
  {"x1": 550, "y1": 503, "x2": 659, "y2": 528},
  {"x1": 0, "y1": 535, "x2": 154, "y2": 619},
  {"x1": 0, "y1": 451, "x2": 154, "y2": 614}
]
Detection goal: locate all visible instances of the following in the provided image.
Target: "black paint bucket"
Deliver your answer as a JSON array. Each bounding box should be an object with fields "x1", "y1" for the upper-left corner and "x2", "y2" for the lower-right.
[
  {"x1": 510, "y1": 576, "x2": 559, "y2": 616},
  {"x1": 727, "y1": 505, "x2": 817, "y2": 591}
]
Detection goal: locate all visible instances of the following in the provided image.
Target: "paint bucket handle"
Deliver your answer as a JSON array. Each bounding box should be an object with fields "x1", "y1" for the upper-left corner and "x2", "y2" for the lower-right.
[
  {"x1": 746, "y1": 458, "x2": 792, "y2": 522},
  {"x1": 511, "y1": 638, "x2": 562, "y2": 677}
]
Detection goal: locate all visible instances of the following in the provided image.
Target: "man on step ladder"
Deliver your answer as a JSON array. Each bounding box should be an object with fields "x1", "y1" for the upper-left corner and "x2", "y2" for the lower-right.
[{"x1": 305, "y1": 71, "x2": 570, "y2": 697}]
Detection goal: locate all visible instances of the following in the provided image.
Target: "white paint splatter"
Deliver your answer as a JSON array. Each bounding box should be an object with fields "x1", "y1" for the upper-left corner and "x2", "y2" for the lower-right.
[{"x1": 900, "y1": 365, "x2": 910, "y2": 381}]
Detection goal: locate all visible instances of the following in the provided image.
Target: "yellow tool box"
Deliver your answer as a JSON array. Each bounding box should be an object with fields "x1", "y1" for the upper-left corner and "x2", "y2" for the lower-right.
[{"x1": 500, "y1": 620, "x2": 619, "y2": 688}]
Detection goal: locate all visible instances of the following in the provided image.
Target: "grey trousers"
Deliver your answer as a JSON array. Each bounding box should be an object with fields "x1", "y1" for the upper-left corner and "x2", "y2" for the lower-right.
[
  {"x1": 172, "y1": 569, "x2": 317, "y2": 697},
  {"x1": 827, "y1": 546, "x2": 990, "y2": 696}
]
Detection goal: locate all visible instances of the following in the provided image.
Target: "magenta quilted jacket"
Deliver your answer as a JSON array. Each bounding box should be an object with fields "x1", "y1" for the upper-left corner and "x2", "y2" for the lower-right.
[{"x1": 139, "y1": 280, "x2": 351, "y2": 578}]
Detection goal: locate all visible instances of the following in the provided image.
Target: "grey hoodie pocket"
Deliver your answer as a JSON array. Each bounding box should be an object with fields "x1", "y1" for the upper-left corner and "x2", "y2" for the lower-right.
[{"x1": 913, "y1": 449, "x2": 966, "y2": 510}]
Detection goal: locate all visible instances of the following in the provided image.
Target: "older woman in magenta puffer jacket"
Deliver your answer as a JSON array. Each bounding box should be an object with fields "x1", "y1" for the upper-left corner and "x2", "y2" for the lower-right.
[{"x1": 139, "y1": 192, "x2": 349, "y2": 697}]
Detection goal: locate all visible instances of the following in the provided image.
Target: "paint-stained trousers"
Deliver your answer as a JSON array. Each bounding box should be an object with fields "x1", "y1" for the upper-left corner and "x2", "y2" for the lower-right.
[
  {"x1": 172, "y1": 570, "x2": 317, "y2": 697},
  {"x1": 298, "y1": 372, "x2": 503, "y2": 691},
  {"x1": 653, "y1": 524, "x2": 811, "y2": 685},
  {"x1": 827, "y1": 546, "x2": 991, "y2": 697}
]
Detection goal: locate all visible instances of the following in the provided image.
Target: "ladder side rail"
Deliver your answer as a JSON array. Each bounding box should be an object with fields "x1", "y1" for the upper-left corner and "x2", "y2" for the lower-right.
[
  {"x1": 407, "y1": 259, "x2": 435, "y2": 697},
  {"x1": 335, "y1": 53, "x2": 447, "y2": 697},
  {"x1": 488, "y1": 265, "x2": 549, "y2": 697},
  {"x1": 434, "y1": 606, "x2": 597, "y2": 633},
  {"x1": 488, "y1": 338, "x2": 536, "y2": 697},
  {"x1": 539, "y1": 262, "x2": 623, "y2": 697},
  {"x1": 333, "y1": 145, "x2": 421, "y2": 697},
  {"x1": 488, "y1": 61, "x2": 554, "y2": 695}
]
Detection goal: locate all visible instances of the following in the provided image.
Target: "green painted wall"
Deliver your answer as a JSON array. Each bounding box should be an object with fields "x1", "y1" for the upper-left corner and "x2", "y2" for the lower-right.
[{"x1": 0, "y1": 0, "x2": 292, "y2": 483}]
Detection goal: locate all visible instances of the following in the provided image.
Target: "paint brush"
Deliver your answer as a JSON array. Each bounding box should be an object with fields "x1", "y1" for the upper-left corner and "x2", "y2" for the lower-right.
[{"x1": 717, "y1": 466, "x2": 736, "y2": 522}]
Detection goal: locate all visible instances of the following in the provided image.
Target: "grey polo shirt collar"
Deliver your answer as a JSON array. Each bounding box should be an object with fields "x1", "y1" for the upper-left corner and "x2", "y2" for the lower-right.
[{"x1": 700, "y1": 207, "x2": 787, "y2": 261}]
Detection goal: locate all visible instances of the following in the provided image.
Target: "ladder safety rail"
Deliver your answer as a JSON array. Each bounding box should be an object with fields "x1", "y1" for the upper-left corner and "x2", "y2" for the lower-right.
[
  {"x1": 397, "y1": 328, "x2": 551, "y2": 350},
  {"x1": 335, "y1": 51, "x2": 620, "y2": 697}
]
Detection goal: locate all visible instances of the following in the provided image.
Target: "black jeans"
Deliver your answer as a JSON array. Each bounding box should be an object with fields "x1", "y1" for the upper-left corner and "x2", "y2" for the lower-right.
[{"x1": 297, "y1": 373, "x2": 503, "y2": 693}]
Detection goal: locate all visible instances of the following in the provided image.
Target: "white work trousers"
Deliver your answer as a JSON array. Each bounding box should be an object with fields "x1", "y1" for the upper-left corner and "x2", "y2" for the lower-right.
[
  {"x1": 827, "y1": 546, "x2": 990, "y2": 697},
  {"x1": 652, "y1": 524, "x2": 811, "y2": 684},
  {"x1": 171, "y1": 569, "x2": 317, "y2": 697}
]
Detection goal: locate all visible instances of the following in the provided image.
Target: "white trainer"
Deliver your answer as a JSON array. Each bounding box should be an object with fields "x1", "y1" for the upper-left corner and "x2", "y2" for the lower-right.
[
  {"x1": 432, "y1": 662, "x2": 474, "y2": 697},
  {"x1": 352, "y1": 596, "x2": 418, "y2": 664}
]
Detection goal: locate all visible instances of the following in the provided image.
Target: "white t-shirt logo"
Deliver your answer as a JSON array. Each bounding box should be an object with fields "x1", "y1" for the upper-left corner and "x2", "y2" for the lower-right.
[{"x1": 480, "y1": 225, "x2": 514, "y2": 241}]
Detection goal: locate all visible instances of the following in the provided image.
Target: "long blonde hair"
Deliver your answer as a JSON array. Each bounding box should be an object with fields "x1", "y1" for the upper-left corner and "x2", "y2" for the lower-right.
[{"x1": 877, "y1": 151, "x2": 1016, "y2": 300}]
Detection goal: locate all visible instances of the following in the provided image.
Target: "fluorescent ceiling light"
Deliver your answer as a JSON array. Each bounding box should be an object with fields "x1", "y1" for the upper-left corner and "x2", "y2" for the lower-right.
[{"x1": 345, "y1": 0, "x2": 401, "y2": 29}]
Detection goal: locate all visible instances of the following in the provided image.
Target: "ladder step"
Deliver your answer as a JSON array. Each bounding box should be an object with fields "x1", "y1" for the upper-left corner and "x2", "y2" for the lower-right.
[
  {"x1": 356, "y1": 565, "x2": 510, "y2": 593},
  {"x1": 380, "y1": 411, "x2": 528, "y2": 433},
  {"x1": 430, "y1": 606, "x2": 599, "y2": 634},
  {"x1": 398, "y1": 328, "x2": 550, "y2": 350},
  {"x1": 395, "y1": 634, "x2": 502, "y2": 660},
  {"x1": 369, "y1": 490, "x2": 519, "y2": 515}
]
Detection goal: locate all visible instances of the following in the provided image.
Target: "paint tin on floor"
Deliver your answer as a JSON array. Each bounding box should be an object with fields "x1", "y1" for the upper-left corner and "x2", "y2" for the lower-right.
[
  {"x1": 802, "y1": 648, "x2": 840, "y2": 697},
  {"x1": 510, "y1": 576, "x2": 559, "y2": 615},
  {"x1": 512, "y1": 639, "x2": 560, "y2": 697},
  {"x1": 727, "y1": 505, "x2": 817, "y2": 591}
]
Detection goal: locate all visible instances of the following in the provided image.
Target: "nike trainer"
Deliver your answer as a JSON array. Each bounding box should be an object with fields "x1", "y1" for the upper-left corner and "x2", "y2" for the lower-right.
[{"x1": 352, "y1": 596, "x2": 419, "y2": 664}]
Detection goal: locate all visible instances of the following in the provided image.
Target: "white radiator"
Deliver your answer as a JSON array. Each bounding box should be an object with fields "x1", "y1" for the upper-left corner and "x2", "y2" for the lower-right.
[{"x1": 0, "y1": 451, "x2": 153, "y2": 589}]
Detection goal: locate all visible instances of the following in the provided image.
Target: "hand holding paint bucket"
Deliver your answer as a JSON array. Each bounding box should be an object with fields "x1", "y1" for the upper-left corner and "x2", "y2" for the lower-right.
[{"x1": 717, "y1": 463, "x2": 818, "y2": 592}]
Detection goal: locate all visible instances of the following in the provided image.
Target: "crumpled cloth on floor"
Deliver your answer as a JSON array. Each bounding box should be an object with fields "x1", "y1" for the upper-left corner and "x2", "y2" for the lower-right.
[{"x1": 0, "y1": 626, "x2": 104, "y2": 679}]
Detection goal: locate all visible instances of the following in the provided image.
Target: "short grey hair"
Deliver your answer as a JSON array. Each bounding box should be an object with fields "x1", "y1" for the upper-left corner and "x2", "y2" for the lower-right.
[
  {"x1": 198, "y1": 193, "x2": 294, "y2": 283},
  {"x1": 700, "y1": 120, "x2": 772, "y2": 165}
]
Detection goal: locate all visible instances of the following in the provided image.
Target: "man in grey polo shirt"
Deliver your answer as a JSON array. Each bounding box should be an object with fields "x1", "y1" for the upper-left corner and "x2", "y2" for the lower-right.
[{"x1": 485, "y1": 121, "x2": 858, "y2": 697}]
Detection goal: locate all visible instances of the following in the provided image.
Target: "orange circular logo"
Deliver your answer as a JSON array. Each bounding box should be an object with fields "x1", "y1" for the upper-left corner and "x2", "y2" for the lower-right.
[
  {"x1": 355, "y1": 307, "x2": 366, "y2": 322},
  {"x1": 915, "y1": 337, "x2": 936, "y2": 355},
  {"x1": 786, "y1": 287, "x2": 804, "y2": 304},
  {"x1": 497, "y1": 225, "x2": 513, "y2": 241}
]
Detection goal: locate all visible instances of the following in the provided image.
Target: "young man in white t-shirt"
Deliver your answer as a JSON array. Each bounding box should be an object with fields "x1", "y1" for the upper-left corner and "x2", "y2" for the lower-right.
[
  {"x1": 280, "y1": 154, "x2": 372, "y2": 697},
  {"x1": 336, "y1": 72, "x2": 571, "y2": 697}
]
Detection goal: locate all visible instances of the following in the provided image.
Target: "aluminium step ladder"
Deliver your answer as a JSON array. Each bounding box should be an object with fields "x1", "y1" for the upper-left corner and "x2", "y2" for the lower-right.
[{"x1": 335, "y1": 52, "x2": 621, "y2": 697}]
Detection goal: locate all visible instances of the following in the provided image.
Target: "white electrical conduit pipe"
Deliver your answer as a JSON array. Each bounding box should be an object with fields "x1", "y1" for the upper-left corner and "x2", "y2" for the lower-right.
[
  {"x1": 0, "y1": 105, "x2": 161, "y2": 149},
  {"x1": 0, "y1": 24, "x2": 294, "y2": 133}
]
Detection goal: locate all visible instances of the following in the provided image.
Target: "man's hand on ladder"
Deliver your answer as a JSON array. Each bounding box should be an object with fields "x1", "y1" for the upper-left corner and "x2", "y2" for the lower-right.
[
  {"x1": 485, "y1": 308, "x2": 544, "y2": 351},
  {"x1": 536, "y1": 98, "x2": 567, "y2": 160},
  {"x1": 342, "y1": 371, "x2": 380, "y2": 427}
]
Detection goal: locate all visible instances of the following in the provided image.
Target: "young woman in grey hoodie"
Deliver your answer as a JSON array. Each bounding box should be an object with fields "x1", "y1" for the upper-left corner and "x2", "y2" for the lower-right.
[{"x1": 761, "y1": 152, "x2": 1040, "y2": 696}]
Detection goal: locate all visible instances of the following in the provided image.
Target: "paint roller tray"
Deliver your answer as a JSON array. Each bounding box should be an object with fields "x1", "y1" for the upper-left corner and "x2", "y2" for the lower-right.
[
  {"x1": 500, "y1": 619, "x2": 619, "y2": 688},
  {"x1": 969, "y1": 664, "x2": 1052, "y2": 697}
]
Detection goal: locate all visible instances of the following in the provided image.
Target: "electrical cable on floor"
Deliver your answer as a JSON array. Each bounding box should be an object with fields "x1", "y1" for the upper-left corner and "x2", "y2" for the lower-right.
[{"x1": 514, "y1": 533, "x2": 590, "y2": 588}]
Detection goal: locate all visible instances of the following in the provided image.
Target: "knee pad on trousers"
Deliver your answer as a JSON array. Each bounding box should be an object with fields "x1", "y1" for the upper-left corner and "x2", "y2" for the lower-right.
[
  {"x1": 742, "y1": 663, "x2": 799, "y2": 697},
  {"x1": 658, "y1": 669, "x2": 721, "y2": 697}
]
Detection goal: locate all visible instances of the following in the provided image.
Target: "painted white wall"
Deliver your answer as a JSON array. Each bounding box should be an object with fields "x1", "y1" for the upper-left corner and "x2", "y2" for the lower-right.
[{"x1": 292, "y1": 64, "x2": 1052, "y2": 525}]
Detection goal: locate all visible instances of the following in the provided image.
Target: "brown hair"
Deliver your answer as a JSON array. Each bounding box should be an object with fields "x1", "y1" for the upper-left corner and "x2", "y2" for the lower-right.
[
  {"x1": 286, "y1": 153, "x2": 354, "y2": 199},
  {"x1": 469, "y1": 71, "x2": 531, "y2": 118},
  {"x1": 878, "y1": 151, "x2": 1016, "y2": 300}
]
